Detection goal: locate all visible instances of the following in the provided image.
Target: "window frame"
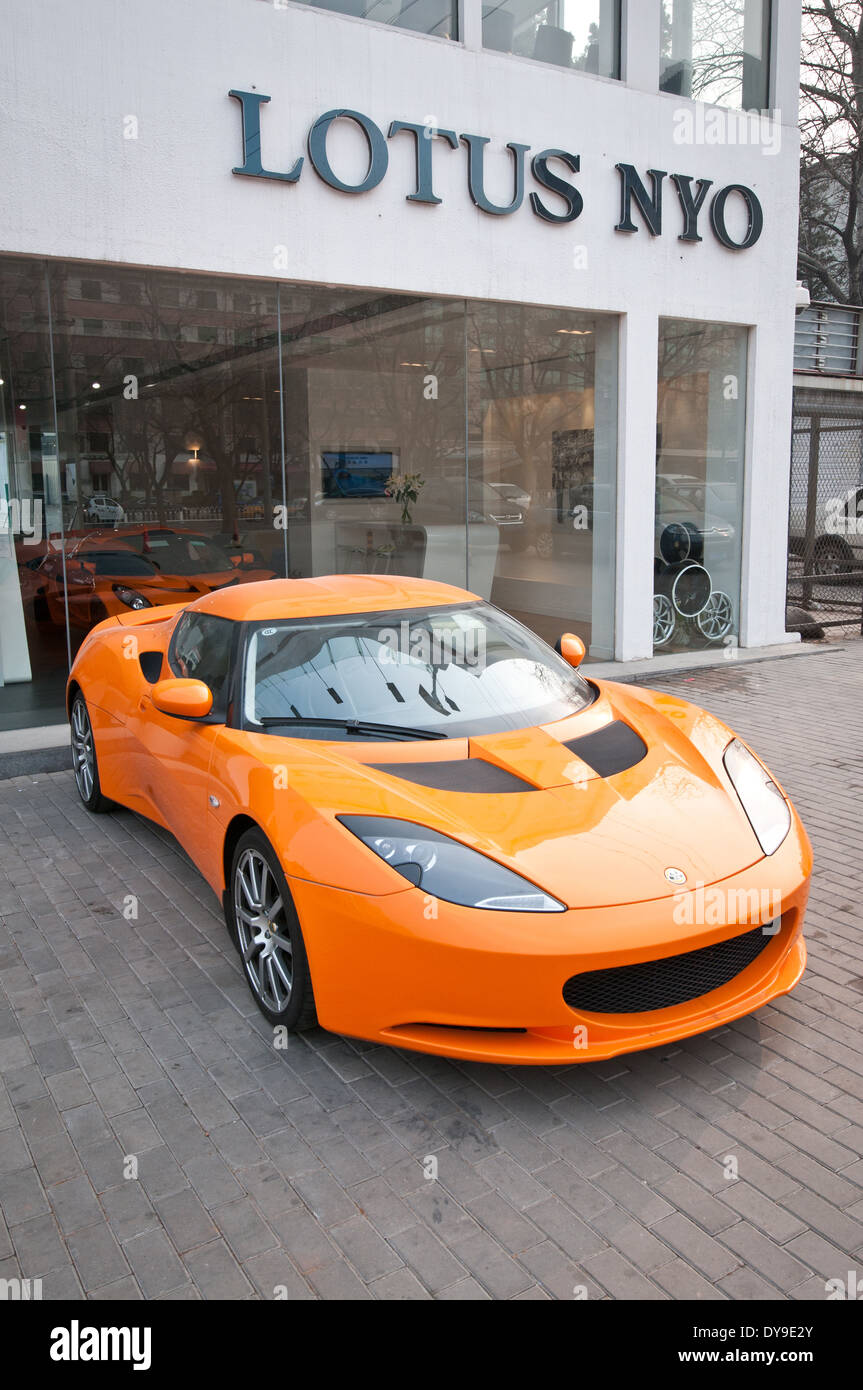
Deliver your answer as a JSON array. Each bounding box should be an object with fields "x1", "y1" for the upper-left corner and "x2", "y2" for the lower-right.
[{"x1": 167, "y1": 610, "x2": 241, "y2": 724}]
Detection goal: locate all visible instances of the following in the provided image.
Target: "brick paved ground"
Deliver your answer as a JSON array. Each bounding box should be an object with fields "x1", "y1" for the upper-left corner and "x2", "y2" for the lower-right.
[{"x1": 0, "y1": 643, "x2": 862, "y2": 1300}]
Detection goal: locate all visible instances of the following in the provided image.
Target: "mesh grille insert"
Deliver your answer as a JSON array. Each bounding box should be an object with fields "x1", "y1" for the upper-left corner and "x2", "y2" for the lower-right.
[{"x1": 563, "y1": 923, "x2": 775, "y2": 1015}]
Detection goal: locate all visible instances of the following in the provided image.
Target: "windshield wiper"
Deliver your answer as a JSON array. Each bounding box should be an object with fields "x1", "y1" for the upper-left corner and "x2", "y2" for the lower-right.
[{"x1": 258, "y1": 716, "x2": 446, "y2": 741}]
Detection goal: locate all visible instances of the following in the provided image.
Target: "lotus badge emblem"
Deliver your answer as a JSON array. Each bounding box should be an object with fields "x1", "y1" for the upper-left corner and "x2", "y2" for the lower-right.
[{"x1": 665, "y1": 867, "x2": 687, "y2": 885}]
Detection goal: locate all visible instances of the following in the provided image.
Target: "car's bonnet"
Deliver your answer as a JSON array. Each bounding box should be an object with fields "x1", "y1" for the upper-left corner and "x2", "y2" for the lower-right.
[{"x1": 264, "y1": 683, "x2": 765, "y2": 909}]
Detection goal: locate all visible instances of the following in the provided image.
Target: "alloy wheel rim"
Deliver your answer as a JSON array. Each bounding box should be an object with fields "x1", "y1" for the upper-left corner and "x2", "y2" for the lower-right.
[
  {"x1": 71, "y1": 698, "x2": 95, "y2": 801},
  {"x1": 653, "y1": 593, "x2": 675, "y2": 647},
  {"x1": 697, "y1": 591, "x2": 733, "y2": 641},
  {"x1": 233, "y1": 848, "x2": 293, "y2": 1013}
]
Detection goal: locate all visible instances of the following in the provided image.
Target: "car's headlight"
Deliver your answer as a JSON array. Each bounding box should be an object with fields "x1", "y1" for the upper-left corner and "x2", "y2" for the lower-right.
[
  {"x1": 723, "y1": 739, "x2": 791, "y2": 856},
  {"x1": 339, "y1": 816, "x2": 565, "y2": 912},
  {"x1": 112, "y1": 585, "x2": 152, "y2": 611}
]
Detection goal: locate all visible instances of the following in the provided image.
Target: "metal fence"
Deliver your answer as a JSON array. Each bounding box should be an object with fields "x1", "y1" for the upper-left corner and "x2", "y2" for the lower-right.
[
  {"x1": 794, "y1": 303, "x2": 863, "y2": 377},
  {"x1": 787, "y1": 388, "x2": 863, "y2": 633}
]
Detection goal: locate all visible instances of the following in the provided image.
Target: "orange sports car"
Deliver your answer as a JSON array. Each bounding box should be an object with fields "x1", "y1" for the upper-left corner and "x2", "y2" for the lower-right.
[
  {"x1": 33, "y1": 525, "x2": 275, "y2": 630},
  {"x1": 65, "y1": 575, "x2": 811, "y2": 1064}
]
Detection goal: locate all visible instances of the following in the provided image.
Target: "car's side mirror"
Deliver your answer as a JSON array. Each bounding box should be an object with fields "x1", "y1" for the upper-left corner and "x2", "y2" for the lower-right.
[
  {"x1": 151, "y1": 678, "x2": 213, "y2": 719},
  {"x1": 556, "y1": 633, "x2": 586, "y2": 668}
]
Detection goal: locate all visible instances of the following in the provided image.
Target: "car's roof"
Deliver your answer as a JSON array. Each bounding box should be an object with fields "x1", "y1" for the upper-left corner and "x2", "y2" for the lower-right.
[
  {"x1": 186, "y1": 575, "x2": 479, "y2": 622},
  {"x1": 79, "y1": 525, "x2": 206, "y2": 545}
]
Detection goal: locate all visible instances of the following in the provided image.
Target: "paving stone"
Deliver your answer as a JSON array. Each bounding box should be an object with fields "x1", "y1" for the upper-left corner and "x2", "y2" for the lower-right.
[
  {"x1": 370, "y1": 1266, "x2": 432, "y2": 1299},
  {"x1": 122, "y1": 1228, "x2": 188, "y2": 1298},
  {"x1": 209, "y1": 1198, "x2": 276, "y2": 1261},
  {"x1": 67, "y1": 1223, "x2": 130, "y2": 1291},
  {"x1": 153, "y1": 1187, "x2": 219, "y2": 1253},
  {"x1": 0, "y1": 1127, "x2": 31, "y2": 1176},
  {"x1": 388, "y1": 1222, "x2": 468, "y2": 1293},
  {"x1": 305, "y1": 1257, "x2": 373, "y2": 1299},
  {"x1": 779, "y1": 1189, "x2": 863, "y2": 1257},
  {"x1": 653, "y1": 1259, "x2": 730, "y2": 1300},
  {"x1": 100, "y1": 1182, "x2": 160, "y2": 1243},
  {"x1": 348, "y1": 1176, "x2": 416, "y2": 1238},
  {"x1": 291, "y1": 1168, "x2": 358, "y2": 1227},
  {"x1": 717, "y1": 1221, "x2": 812, "y2": 1291},
  {"x1": 650, "y1": 1213, "x2": 741, "y2": 1281},
  {"x1": 435, "y1": 1276, "x2": 492, "y2": 1299},
  {"x1": 182, "y1": 1152, "x2": 244, "y2": 1209},
  {"x1": 269, "y1": 1207, "x2": 339, "y2": 1273},
  {"x1": 721, "y1": 1180, "x2": 807, "y2": 1243},
  {"x1": 243, "y1": 1247, "x2": 316, "y2": 1300},
  {"x1": 10, "y1": 1213, "x2": 68, "y2": 1277},
  {"x1": 0, "y1": 1168, "x2": 49, "y2": 1226},
  {"x1": 329, "y1": 1214, "x2": 403, "y2": 1281},
  {"x1": 449, "y1": 1227, "x2": 534, "y2": 1298},
  {"x1": 89, "y1": 1276, "x2": 143, "y2": 1299},
  {"x1": 580, "y1": 1246, "x2": 668, "y2": 1300},
  {"x1": 183, "y1": 1238, "x2": 254, "y2": 1300}
]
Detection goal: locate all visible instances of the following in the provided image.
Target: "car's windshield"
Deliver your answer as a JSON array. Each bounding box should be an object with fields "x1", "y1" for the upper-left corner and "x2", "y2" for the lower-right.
[
  {"x1": 76, "y1": 549, "x2": 160, "y2": 578},
  {"x1": 242, "y1": 602, "x2": 594, "y2": 739},
  {"x1": 126, "y1": 530, "x2": 234, "y2": 575}
]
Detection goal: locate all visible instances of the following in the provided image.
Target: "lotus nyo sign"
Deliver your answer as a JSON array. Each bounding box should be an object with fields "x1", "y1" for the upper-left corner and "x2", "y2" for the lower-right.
[{"x1": 229, "y1": 91, "x2": 764, "y2": 250}]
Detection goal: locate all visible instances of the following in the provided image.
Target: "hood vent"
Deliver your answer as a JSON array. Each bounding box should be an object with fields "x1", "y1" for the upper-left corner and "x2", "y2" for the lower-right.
[
  {"x1": 370, "y1": 759, "x2": 533, "y2": 794},
  {"x1": 563, "y1": 720, "x2": 648, "y2": 777}
]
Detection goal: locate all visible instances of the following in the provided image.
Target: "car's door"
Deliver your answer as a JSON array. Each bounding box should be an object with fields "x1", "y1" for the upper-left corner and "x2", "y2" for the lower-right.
[{"x1": 128, "y1": 609, "x2": 236, "y2": 870}]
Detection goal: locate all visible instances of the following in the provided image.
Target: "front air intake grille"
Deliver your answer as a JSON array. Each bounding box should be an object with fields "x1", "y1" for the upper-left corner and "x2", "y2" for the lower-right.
[{"x1": 563, "y1": 924, "x2": 775, "y2": 1014}]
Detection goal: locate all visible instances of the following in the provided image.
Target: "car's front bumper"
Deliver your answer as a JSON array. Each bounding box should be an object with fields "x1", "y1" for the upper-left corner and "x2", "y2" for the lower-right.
[{"x1": 289, "y1": 811, "x2": 811, "y2": 1064}]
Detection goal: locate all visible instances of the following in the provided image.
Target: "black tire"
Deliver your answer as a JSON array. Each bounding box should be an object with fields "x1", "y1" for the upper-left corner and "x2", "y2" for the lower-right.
[
  {"x1": 33, "y1": 591, "x2": 50, "y2": 624},
  {"x1": 226, "y1": 828, "x2": 318, "y2": 1031},
  {"x1": 69, "y1": 693, "x2": 114, "y2": 813},
  {"x1": 813, "y1": 535, "x2": 853, "y2": 583}
]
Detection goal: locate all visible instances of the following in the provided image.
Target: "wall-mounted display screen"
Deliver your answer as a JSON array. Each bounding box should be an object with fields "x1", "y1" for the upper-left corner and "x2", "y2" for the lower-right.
[{"x1": 320, "y1": 451, "x2": 396, "y2": 499}]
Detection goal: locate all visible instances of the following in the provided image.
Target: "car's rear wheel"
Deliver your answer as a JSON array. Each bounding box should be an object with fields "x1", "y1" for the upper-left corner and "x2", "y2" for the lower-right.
[
  {"x1": 227, "y1": 829, "x2": 317, "y2": 1031},
  {"x1": 813, "y1": 535, "x2": 853, "y2": 582},
  {"x1": 70, "y1": 693, "x2": 113, "y2": 813}
]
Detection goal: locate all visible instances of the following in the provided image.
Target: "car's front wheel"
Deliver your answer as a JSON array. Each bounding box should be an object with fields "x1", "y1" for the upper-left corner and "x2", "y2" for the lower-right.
[
  {"x1": 70, "y1": 693, "x2": 113, "y2": 813},
  {"x1": 227, "y1": 829, "x2": 317, "y2": 1031}
]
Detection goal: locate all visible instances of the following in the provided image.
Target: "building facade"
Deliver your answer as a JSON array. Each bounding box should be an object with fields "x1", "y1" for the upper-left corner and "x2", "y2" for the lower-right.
[{"x1": 0, "y1": 0, "x2": 802, "y2": 729}]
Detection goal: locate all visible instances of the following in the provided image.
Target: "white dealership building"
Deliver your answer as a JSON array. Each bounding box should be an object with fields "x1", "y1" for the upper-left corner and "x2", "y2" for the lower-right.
[{"x1": 0, "y1": 0, "x2": 802, "y2": 729}]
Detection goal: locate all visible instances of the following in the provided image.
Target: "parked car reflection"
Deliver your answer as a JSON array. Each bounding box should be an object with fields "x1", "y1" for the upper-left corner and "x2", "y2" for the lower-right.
[{"x1": 30, "y1": 526, "x2": 275, "y2": 630}]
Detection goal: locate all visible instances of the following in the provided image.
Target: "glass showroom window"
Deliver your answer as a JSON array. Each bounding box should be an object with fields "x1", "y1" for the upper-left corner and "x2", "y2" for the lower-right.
[
  {"x1": 0, "y1": 256, "x2": 617, "y2": 734},
  {"x1": 467, "y1": 304, "x2": 618, "y2": 658},
  {"x1": 296, "y1": 0, "x2": 458, "y2": 38},
  {"x1": 0, "y1": 259, "x2": 66, "y2": 727},
  {"x1": 654, "y1": 319, "x2": 748, "y2": 656},
  {"x1": 281, "y1": 289, "x2": 468, "y2": 593},
  {"x1": 660, "y1": 0, "x2": 771, "y2": 110},
  {"x1": 483, "y1": 0, "x2": 620, "y2": 77}
]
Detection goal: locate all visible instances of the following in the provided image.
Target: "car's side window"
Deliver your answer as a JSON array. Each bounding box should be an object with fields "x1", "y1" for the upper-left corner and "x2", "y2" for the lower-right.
[{"x1": 168, "y1": 613, "x2": 234, "y2": 719}]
